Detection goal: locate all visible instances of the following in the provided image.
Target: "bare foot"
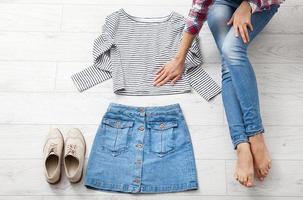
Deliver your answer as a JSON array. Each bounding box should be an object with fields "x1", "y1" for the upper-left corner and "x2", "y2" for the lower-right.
[
  {"x1": 234, "y1": 143, "x2": 254, "y2": 187},
  {"x1": 249, "y1": 133, "x2": 272, "y2": 181}
]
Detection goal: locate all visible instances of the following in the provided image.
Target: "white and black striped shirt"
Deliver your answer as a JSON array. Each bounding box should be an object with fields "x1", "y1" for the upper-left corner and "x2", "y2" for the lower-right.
[{"x1": 71, "y1": 8, "x2": 221, "y2": 101}]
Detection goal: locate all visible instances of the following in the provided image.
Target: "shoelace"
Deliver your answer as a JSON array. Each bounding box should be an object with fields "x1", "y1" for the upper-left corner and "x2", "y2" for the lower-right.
[
  {"x1": 66, "y1": 144, "x2": 77, "y2": 156},
  {"x1": 47, "y1": 143, "x2": 58, "y2": 155}
]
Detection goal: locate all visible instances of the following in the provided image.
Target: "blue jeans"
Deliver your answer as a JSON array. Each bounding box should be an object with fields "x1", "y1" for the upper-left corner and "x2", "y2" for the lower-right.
[{"x1": 207, "y1": 0, "x2": 279, "y2": 148}]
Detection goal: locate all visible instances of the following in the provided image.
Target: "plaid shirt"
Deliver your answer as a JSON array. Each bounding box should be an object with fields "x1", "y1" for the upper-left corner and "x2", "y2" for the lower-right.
[{"x1": 184, "y1": 0, "x2": 285, "y2": 35}]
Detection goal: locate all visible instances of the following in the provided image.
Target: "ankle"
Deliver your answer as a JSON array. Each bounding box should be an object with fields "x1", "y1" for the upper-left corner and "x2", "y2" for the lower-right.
[
  {"x1": 249, "y1": 133, "x2": 265, "y2": 143},
  {"x1": 236, "y1": 142, "x2": 251, "y2": 153}
]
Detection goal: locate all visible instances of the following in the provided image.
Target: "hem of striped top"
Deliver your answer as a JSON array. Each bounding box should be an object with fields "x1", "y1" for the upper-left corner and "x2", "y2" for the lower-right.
[
  {"x1": 71, "y1": 74, "x2": 220, "y2": 101},
  {"x1": 113, "y1": 89, "x2": 192, "y2": 96},
  {"x1": 70, "y1": 64, "x2": 221, "y2": 101}
]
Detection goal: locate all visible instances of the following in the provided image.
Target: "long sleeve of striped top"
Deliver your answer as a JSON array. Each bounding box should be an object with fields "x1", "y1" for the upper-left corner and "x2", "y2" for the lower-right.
[{"x1": 71, "y1": 9, "x2": 221, "y2": 101}]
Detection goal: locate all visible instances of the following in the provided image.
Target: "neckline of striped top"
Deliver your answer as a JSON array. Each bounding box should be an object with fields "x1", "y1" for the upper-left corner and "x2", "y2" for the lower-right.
[{"x1": 119, "y1": 8, "x2": 175, "y2": 23}]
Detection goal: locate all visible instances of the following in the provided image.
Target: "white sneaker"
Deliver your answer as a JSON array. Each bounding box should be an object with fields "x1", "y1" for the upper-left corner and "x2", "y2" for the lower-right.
[
  {"x1": 43, "y1": 128, "x2": 64, "y2": 184},
  {"x1": 63, "y1": 128, "x2": 86, "y2": 183}
]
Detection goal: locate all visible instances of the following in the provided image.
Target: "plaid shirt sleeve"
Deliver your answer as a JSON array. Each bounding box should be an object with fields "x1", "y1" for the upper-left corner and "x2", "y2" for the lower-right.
[
  {"x1": 252, "y1": 0, "x2": 284, "y2": 12},
  {"x1": 183, "y1": 0, "x2": 214, "y2": 35},
  {"x1": 184, "y1": 0, "x2": 284, "y2": 35}
]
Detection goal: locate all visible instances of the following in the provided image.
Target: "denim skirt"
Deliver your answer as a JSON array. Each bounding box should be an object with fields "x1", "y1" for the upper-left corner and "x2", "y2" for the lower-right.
[{"x1": 85, "y1": 103, "x2": 198, "y2": 193}]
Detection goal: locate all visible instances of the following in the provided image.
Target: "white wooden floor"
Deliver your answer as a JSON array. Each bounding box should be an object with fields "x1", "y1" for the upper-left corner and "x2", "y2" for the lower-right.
[{"x1": 0, "y1": 0, "x2": 302, "y2": 199}]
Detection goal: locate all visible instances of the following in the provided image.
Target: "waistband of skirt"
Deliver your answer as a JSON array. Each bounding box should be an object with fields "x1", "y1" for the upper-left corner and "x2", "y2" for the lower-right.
[{"x1": 107, "y1": 102, "x2": 182, "y2": 113}]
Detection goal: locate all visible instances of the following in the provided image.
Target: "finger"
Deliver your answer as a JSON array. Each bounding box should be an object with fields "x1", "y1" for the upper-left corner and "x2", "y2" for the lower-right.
[
  {"x1": 153, "y1": 71, "x2": 167, "y2": 86},
  {"x1": 157, "y1": 76, "x2": 171, "y2": 87},
  {"x1": 154, "y1": 67, "x2": 165, "y2": 81},
  {"x1": 153, "y1": 68, "x2": 166, "y2": 82},
  {"x1": 248, "y1": 22, "x2": 253, "y2": 32},
  {"x1": 227, "y1": 15, "x2": 234, "y2": 25},
  {"x1": 234, "y1": 25, "x2": 239, "y2": 38},
  {"x1": 239, "y1": 26, "x2": 247, "y2": 43},
  {"x1": 243, "y1": 25, "x2": 250, "y2": 42},
  {"x1": 155, "y1": 65, "x2": 165, "y2": 75},
  {"x1": 171, "y1": 75, "x2": 181, "y2": 85}
]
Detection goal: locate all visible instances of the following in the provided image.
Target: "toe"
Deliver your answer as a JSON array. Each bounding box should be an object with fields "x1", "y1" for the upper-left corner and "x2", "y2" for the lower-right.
[
  {"x1": 234, "y1": 173, "x2": 240, "y2": 183},
  {"x1": 264, "y1": 168, "x2": 270, "y2": 176},
  {"x1": 247, "y1": 175, "x2": 254, "y2": 187},
  {"x1": 243, "y1": 176, "x2": 248, "y2": 187},
  {"x1": 268, "y1": 160, "x2": 272, "y2": 169},
  {"x1": 255, "y1": 168, "x2": 262, "y2": 179},
  {"x1": 260, "y1": 167, "x2": 267, "y2": 176},
  {"x1": 268, "y1": 160, "x2": 272, "y2": 170},
  {"x1": 257, "y1": 169, "x2": 264, "y2": 181},
  {"x1": 238, "y1": 176, "x2": 245, "y2": 186}
]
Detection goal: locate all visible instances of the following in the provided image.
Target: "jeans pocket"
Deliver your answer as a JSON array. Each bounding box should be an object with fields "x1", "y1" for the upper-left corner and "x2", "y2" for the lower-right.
[
  {"x1": 147, "y1": 121, "x2": 178, "y2": 157},
  {"x1": 99, "y1": 117, "x2": 134, "y2": 156}
]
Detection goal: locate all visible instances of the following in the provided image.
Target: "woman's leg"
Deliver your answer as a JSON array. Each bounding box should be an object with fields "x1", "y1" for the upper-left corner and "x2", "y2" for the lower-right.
[
  {"x1": 207, "y1": 1, "x2": 255, "y2": 187},
  {"x1": 221, "y1": 4, "x2": 280, "y2": 179},
  {"x1": 208, "y1": 1, "x2": 248, "y2": 148},
  {"x1": 208, "y1": 0, "x2": 280, "y2": 186}
]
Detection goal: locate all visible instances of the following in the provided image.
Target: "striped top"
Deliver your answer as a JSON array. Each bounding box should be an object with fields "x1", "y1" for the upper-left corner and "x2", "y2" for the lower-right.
[{"x1": 71, "y1": 8, "x2": 221, "y2": 101}]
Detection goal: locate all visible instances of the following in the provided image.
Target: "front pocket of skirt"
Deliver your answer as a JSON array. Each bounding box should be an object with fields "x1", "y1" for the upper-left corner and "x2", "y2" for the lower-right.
[
  {"x1": 147, "y1": 121, "x2": 178, "y2": 157},
  {"x1": 99, "y1": 117, "x2": 134, "y2": 156}
]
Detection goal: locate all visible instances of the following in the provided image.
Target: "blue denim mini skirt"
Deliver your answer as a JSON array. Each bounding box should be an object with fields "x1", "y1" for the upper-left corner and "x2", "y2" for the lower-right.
[{"x1": 85, "y1": 103, "x2": 198, "y2": 193}]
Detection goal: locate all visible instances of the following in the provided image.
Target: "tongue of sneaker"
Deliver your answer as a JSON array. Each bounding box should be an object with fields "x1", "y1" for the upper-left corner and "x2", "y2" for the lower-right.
[{"x1": 48, "y1": 151, "x2": 57, "y2": 156}]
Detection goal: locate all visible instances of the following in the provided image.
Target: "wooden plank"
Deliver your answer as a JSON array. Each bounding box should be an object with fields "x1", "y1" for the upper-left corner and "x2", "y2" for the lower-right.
[
  {"x1": 61, "y1": 5, "x2": 303, "y2": 34},
  {"x1": 1, "y1": 0, "x2": 299, "y2": 6},
  {"x1": 200, "y1": 34, "x2": 303, "y2": 64},
  {"x1": 0, "y1": 159, "x2": 226, "y2": 196},
  {"x1": 0, "y1": 4, "x2": 62, "y2": 32},
  {"x1": 0, "y1": 32, "x2": 302, "y2": 64},
  {"x1": 260, "y1": 93, "x2": 303, "y2": 126},
  {"x1": 55, "y1": 62, "x2": 303, "y2": 94},
  {"x1": 254, "y1": 63, "x2": 303, "y2": 94},
  {"x1": 55, "y1": 61, "x2": 113, "y2": 93},
  {"x1": 202, "y1": 63, "x2": 303, "y2": 95},
  {"x1": 0, "y1": 61, "x2": 56, "y2": 92},
  {"x1": 0, "y1": 196, "x2": 302, "y2": 200},
  {"x1": 0, "y1": 93, "x2": 224, "y2": 125},
  {"x1": 0, "y1": 92, "x2": 302, "y2": 126},
  {"x1": 1, "y1": 124, "x2": 302, "y2": 160},
  {"x1": 190, "y1": 125, "x2": 303, "y2": 160},
  {"x1": 221, "y1": 93, "x2": 303, "y2": 126},
  {"x1": 0, "y1": 0, "x2": 191, "y2": 6},
  {"x1": 0, "y1": 32, "x2": 96, "y2": 62},
  {"x1": 0, "y1": 124, "x2": 303, "y2": 160},
  {"x1": 1, "y1": 61, "x2": 301, "y2": 94}
]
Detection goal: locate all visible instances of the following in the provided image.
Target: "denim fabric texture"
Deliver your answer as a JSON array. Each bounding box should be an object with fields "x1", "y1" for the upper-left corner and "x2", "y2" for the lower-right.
[
  {"x1": 207, "y1": 0, "x2": 279, "y2": 148},
  {"x1": 85, "y1": 103, "x2": 198, "y2": 193}
]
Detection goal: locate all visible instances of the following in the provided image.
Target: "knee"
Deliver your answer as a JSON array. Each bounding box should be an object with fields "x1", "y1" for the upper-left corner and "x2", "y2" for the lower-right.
[
  {"x1": 207, "y1": 6, "x2": 229, "y2": 29},
  {"x1": 221, "y1": 36, "x2": 248, "y2": 64},
  {"x1": 207, "y1": 5, "x2": 233, "y2": 39}
]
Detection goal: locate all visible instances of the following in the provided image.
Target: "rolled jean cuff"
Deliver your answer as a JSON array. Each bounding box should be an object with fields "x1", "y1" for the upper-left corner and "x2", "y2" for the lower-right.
[
  {"x1": 232, "y1": 134, "x2": 249, "y2": 150},
  {"x1": 246, "y1": 127, "x2": 265, "y2": 138}
]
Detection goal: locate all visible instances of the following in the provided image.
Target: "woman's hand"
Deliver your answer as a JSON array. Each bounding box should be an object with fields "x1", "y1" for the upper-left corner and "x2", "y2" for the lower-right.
[
  {"x1": 153, "y1": 56, "x2": 185, "y2": 87},
  {"x1": 153, "y1": 31, "x2": 196, "y2": 87},
  {"x1": 227, "y1": 1, "x2": 253, "y2": 43}
]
